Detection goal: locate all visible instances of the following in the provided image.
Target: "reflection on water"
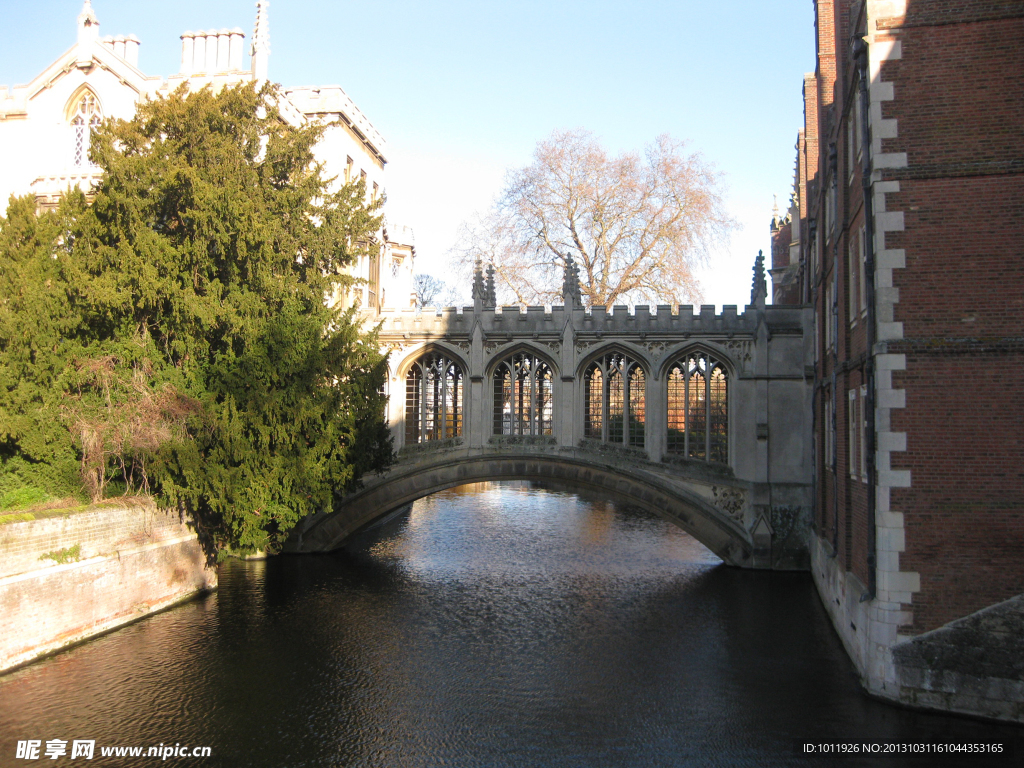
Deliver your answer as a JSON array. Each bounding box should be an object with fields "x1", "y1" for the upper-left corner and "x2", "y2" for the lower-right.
[{"x1": 0, "y1": 482, "x2": 1019, "y2": 767}]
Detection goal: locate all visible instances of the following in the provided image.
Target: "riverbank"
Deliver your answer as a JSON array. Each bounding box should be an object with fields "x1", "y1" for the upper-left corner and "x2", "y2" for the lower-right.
[{"x1": 0, "y1": 502, "x2": 216, "y2": 673}]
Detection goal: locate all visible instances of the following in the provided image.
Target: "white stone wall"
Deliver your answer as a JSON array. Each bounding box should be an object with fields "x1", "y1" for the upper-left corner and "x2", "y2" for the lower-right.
[{"x1": 0, "y1": 506, "x2": 216, "y2": 673}]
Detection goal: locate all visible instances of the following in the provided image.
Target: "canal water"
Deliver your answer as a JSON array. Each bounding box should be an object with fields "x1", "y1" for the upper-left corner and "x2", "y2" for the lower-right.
[{"x1": 0, "y1": 482, "x2": 1019, "y2": 767}]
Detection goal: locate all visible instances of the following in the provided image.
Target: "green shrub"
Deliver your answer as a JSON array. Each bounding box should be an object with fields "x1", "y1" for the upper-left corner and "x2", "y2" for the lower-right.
[{"x1": 0, "y1": 486, "x2": 51, "y2": 511}]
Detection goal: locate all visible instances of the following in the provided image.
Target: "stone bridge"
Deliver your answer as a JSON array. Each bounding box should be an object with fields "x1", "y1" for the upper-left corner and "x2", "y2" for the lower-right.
[{"x1": 287, "y1": 257, "x2": 815, "y2": 569}]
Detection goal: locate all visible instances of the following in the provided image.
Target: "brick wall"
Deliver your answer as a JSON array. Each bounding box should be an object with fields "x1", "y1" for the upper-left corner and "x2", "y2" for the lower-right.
[
  {"x1": 795, "y1": 0, "x2": 1023, "y2": 723},
  {"x1": 879, "y1": 8, "x2": 1024, "y2": 633},
  {"x1": 0, "y1": 505, "x2": 186, "y2": 579}
]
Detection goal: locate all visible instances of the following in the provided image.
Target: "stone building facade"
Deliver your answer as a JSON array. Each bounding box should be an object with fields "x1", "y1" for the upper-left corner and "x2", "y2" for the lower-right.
[
  {"x1": 769, "y1": 200, "x2": 800, "y2": 305},
  {"x1": 786, "y1": 0, "x2": 1023, "y2": 722},
  {"x1": 0, "y1": 1, "x2": 416, "y2": 313}
]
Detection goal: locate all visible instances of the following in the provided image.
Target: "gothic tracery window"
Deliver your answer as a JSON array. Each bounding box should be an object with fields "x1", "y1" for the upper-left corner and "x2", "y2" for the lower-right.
[
  {"x1": 405, "y1": 352, "x2": 464, "y2": 444},
  {"x1": 666, "y1": 352, "x2": 728, "y2": 463},
  {"x1": 70, "y1": 92, "x2": 102, "y2": 168},
  {"x1": 493, "y1": 351, "x2": 553, "y2": 436},
  {"x1": 583, "y1": 352, "x2": 646, "y2": 448}
]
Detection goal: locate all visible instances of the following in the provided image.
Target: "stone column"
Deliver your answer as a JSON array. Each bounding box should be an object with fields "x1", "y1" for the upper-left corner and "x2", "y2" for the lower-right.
[
  {"x1": 646, "y1": 370, "x2": 666, "y2": 463},
  {"x1": 469, "y1": 321, "x2": 486, "y2": 448}
]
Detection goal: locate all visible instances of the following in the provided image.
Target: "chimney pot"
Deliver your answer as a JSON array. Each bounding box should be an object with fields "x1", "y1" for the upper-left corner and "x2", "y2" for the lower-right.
[
  {"x1": 180, "y1": 32, "x2": 194, "y2": 74},
  {"x1": 125, "y1": 34, "x2": 140, "y2": 67},
  {"x1": 216, "y1": 30, "x2": 231, "y2": 72},
  {"x1": 192, "y1": 33, "x2": 207, "y2": 73},
  {"x1": 204, "y1": 31, "x2": 218, "y2": 73},
  {"x1": 229, "y1": 29, "x2": 245, "y2": 71}
]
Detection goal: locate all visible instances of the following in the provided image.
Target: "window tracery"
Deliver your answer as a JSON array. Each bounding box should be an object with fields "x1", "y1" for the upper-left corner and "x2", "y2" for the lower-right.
[
  {"x1": 666, "y1": 352, "x2": 728, "y2": 463},
  {"x1": 492, "y1": 351, "x2": 553, "y2": 436},
  {"x1": 405, "y1": 352, "x2": 464, "y2": 444},
  {"x1": 583, "y1": 352, "x2": 646, "y2": 448},
  {"x1": 70, "y1": 92, "x2": 101, "y2": 168}
]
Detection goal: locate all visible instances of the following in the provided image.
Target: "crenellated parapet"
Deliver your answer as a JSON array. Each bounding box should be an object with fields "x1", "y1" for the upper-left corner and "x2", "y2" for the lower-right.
[{"x1": 374, "y1": 300, "x2": 809, "y2": 382}]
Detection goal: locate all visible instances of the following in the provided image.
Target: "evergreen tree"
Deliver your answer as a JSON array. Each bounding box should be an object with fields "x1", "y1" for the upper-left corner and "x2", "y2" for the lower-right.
[
  {"x1": 0, "y1": 83, "x2": 393, "y2": 553},
  {"x1": 0, "y1": 195, "x2": 87, "y2": 501}
]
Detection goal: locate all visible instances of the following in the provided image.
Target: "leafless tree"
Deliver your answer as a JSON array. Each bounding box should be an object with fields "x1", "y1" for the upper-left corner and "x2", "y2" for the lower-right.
[
  {"x1": 63, "y1": 355, "x2": 200, "y2": 502},
  {"x1": 414, "y1": 274, "x2": 445, "y2": 309},
  {"x1": 453, "y1": 130, "x2": 732, "y2": 306},
  {"x1": 414, "y1": 273, "x2": 466, "y2": 309}
]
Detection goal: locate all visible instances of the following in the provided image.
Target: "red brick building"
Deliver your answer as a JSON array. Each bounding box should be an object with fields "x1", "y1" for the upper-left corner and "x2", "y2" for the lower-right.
[{"x1": 787, "y1": 0, "x2": 1023, "y2": 721}]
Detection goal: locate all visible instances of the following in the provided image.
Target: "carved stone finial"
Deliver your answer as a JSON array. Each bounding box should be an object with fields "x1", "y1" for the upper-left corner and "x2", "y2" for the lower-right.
[
  {"x1": 562, "y1": 253, "x2": 582, "y2": 307},
  {"x1": 251, "y1": 1, "x2": 270, "y2": 80},
  {"x1": 471, "y1": 259, "x2": 486, "y2": 304},
  {"x1": 77, "y1": 0, "x2": 100, "y2": 46},
  {"x1": 484, "y1": 263, "x2": 497, "y2": 307},
  {"x1": 751, "y1": 250, "x2": 768, "y2": 308}
]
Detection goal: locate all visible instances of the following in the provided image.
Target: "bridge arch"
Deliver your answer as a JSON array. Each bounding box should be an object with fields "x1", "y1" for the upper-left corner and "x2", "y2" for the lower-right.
[{"x1": 285, "y1": 451, "x2": 755, "y2": 568}]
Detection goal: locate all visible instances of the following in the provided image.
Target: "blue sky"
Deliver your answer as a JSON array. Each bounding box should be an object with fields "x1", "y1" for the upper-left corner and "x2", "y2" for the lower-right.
[{"x1": 1, "y1": 0, "x2": 815, "y2": 307}]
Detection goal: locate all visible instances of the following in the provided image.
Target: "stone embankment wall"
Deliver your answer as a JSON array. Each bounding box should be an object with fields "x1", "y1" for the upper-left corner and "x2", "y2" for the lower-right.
[
  {"x1": 812, "y1": 537, "x2": 1023, "y2": 724},
  {"x1": 0, "y1": 505, "x2": 217, "y2": 673}
]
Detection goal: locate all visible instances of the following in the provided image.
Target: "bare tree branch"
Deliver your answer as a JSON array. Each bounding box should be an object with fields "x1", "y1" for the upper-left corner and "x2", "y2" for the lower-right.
[{"x1": 451, "y1": 130, "x2": 733, "y2": 307}]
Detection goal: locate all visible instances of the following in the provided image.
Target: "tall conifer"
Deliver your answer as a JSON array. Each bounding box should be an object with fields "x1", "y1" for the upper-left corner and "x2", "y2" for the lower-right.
[{"x1": 0, "y1": 84, "x2": 394, "y2": 553}]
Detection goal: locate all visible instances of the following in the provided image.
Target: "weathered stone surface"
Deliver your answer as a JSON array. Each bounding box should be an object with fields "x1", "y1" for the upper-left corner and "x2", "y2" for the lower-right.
[
  {"x1": 0, "y1": 506, "x2": 217, "y2": 673},
  {"x1": 893, "y1": 594, "x2": 1024, "y2": 699}
]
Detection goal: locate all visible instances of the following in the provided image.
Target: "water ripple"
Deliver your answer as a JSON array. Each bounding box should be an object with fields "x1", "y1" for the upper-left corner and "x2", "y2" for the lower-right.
[{"x1": 1, "y1": 482, "x2": 1018, "y2": 767}]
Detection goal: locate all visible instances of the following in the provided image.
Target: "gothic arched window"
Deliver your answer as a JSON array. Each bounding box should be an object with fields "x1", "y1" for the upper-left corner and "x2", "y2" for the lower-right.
[
  {"x1": 666, "y1": 352, "x2": 728, "y2": 463},
  {"x1": 70, "y1": 92, "x2": 102, "y2": 168},
  {"x1": 583, "y1": 352, "x2": 646, "y2": 448},
  {"x1": 493, "y1": 351, "x2": 553, "y2": 436},
  {"x1": 405, "y1": 352, "x2": 464, "y2": 444}
]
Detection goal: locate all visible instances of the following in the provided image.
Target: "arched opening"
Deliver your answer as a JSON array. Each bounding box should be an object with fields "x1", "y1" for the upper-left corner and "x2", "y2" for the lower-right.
[
  {"x1": 68, "y1": 89, "x2": 102, "y2": 168},
  {"x1": 404, "y1": 351, "x2": 464, "y2": 444},
  {"x1": 492, "y1": 350, "x2": 554, "y2": 436},
  {"x1": 583, "y1": 351, "x2": 646, "y2": 448},
  {"x1": 666, "y1": 351, "x2": 728, "y2": 463}
]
